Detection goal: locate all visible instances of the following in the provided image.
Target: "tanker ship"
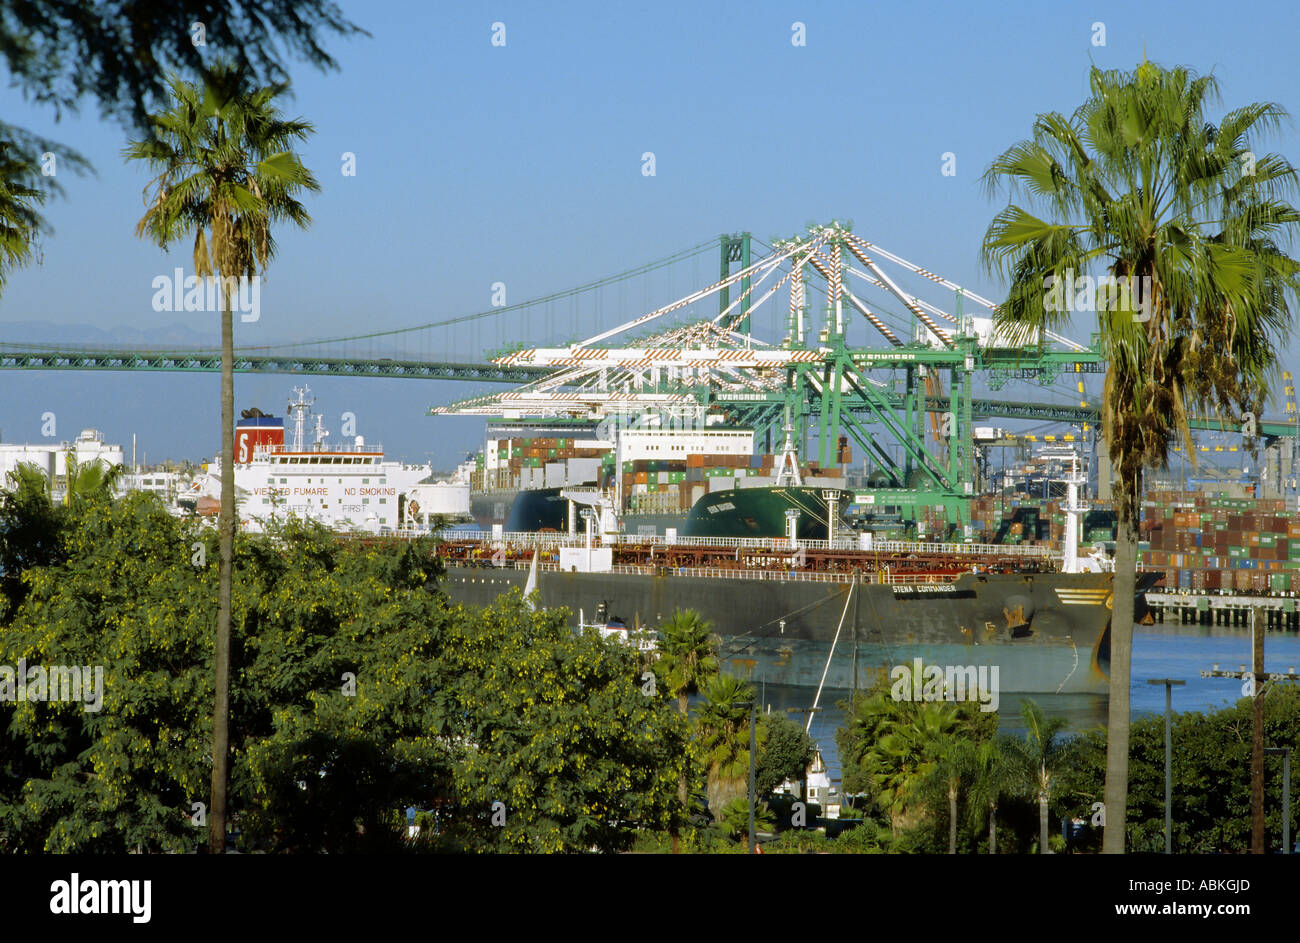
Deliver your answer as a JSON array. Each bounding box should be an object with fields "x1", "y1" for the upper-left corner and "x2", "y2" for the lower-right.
[
  {"x1": 439, "y1": 535, "x2": 1156, "y2": 696},
  {"x1": 445, "y1": 417, "x2": 1156, "y2": 695}
]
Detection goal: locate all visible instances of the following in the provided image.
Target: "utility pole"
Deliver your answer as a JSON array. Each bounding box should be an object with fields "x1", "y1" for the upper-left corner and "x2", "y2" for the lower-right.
[
  {"x1": 1145, "y1": 678, "x2": 1184, "y2": 853},
  {"x1": 1252, "y1": 611, "x2": 1264, "y2": 854},
  {"x1": 745, "y1": 700, "x2": 757, "y2": 854},
  {"x1": 1201, "y1": 606, "x2": 1300, "y2": 853}
]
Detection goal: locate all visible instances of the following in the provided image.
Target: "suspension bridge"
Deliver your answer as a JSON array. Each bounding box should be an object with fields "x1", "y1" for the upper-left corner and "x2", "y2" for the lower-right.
[{"x1": 3, "y1": 221, "x2": 1296, "y2": 517}]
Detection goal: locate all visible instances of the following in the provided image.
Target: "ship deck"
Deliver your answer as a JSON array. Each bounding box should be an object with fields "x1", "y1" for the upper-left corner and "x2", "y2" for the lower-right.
[{"x1": 429, "y1": 530, "x2": 1063, "y2": 579}]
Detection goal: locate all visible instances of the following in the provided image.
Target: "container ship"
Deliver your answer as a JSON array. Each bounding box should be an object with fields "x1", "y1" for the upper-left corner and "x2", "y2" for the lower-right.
[
  {"x1": 443, "y1": 437, "x2": 1158, "y2": 696},
  {"x1": 468, "y1": 419, "x2": 855, "y2": 539}
]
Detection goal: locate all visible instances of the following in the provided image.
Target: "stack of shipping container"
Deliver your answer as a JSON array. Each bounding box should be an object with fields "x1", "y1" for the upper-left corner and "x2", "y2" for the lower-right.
[
  {"x1": 1140, "y1": 491, "x2": 1299, "y2": 593},
  {"x1": 470, "y1": 435, "x2": 610, "y2": 492},
  {"x1": 620, "y1": 453, "x2": 844, "y2": 514},
  {"x1": 966, "y1": 495, "x2": 1117, "y2": 545}
]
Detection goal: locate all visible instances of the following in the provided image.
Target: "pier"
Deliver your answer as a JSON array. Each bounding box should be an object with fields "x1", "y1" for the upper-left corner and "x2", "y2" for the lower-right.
[{"x1": 1146, "y1": 591, "x2": 1300, "y2": 630}]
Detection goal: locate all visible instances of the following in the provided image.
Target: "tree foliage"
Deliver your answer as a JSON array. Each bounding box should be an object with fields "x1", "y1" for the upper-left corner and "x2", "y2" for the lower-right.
[
  {"x1": 0, "y1": 488, "x2": 688, "y2": 853},
  {"x1": 981, "y1": 59, "x2": 1300, "y2": 852},
  {"x1": 695, "y1": 673, "x2": 754, "y2": 815},
  {"x1": 1054, "y1": 687, "x2": 1300, "y2": 853},
  {"x1": 1, "y1": 0, "x2": 365, "y2": 131},
  {"x1": 0, "y1": 139, "x2": 45, "y2": 293},
  {"x1": 835, "y1": 669, "x2": 996, "y2": 832},
  {"x1": 754, "y1": 712, "x2": 817, "y2": 798}
]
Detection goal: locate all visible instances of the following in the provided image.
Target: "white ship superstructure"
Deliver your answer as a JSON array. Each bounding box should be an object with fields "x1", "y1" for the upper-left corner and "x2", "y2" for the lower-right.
[{"x1": 206, "y1": 386, "x2": 431, "y2": 533}]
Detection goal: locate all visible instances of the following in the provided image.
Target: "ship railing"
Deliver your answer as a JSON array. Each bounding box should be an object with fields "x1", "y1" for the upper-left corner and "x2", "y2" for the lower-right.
[
  {"x1": 256, "y1": 443, "x2": 386, "y2": 455},
  {"x1": 445, "y1": 559, "x2": 963, "y2": 586},
  {"x1": 431, "y1": 529, "x2": 1059, "y2": 559}
]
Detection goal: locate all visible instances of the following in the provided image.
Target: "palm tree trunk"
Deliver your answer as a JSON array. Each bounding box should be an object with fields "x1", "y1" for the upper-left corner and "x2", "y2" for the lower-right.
[
  {"x1": 209, "y1": 292, "x2": 234, "y2": 854},
  {"x1": 948, "y1": 784, "x2": 958, "y2": 854},
  {"x1": 1039, "y1": 791, "x2": 1049, "y2": 854},
  {"x1": 1103, "y1": 483, "x2": 1139, "y2": 854},
  {"x1": 674, "y1": 694, "x2": 688, "y2": 854},
  {"x1": 988, "y1": 801, "x2": 997, "y2": 854}
]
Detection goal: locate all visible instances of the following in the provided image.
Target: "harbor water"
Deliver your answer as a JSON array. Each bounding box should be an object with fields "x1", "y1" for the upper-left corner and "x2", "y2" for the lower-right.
[{"x1": 753, "y1": 624, "x2": 1300, "y2": 788}]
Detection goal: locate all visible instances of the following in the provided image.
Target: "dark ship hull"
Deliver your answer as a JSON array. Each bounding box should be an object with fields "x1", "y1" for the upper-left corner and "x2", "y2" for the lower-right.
[{"x1": 442, "y1": 566, "x2": 1157, "y2": 695}]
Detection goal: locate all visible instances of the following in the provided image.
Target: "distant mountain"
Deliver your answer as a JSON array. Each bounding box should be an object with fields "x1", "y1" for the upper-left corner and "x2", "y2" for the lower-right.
[{"x1": 0, "y1": 320, "x2": 221, "y2": 347}]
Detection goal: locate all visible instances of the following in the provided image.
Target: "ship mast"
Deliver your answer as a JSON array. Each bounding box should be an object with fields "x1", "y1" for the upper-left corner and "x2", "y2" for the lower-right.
[
  {"x1": 313, "y1": 414, "x2": 330, "y2": 451},
  {"x1": 287, "y1": 385, "x2": 314, "y2": 452},
  {"x1": 1061, "y1": 450, "x2": 1086, "y2": 574}
]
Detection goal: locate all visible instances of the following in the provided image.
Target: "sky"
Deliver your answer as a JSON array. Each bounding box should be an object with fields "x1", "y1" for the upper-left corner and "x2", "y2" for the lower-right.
[{"x1": 3, "y1": 0, "x2": 1300, "y2": 468}]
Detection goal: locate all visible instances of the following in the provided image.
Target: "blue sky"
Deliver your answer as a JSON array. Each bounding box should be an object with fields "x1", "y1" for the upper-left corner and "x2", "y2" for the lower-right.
[{"x1": 3, "y1": 0, "x2": 1300, "y2": 467}]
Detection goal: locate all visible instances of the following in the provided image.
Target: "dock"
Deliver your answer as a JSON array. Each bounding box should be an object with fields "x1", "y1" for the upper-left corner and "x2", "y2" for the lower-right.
[{"x1": 1146, "y1": 591, "x2": 1300, "y2": 630}]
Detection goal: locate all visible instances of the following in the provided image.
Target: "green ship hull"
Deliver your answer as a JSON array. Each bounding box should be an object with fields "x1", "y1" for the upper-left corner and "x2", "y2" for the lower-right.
[{"x1": 682, "y1": 486, "x2": 849, "y2": 541}]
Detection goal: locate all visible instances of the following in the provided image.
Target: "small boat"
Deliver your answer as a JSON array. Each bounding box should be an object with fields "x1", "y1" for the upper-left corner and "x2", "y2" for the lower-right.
[{"x1": 577, "y1": 603, "x2": 658, "y2": 652}]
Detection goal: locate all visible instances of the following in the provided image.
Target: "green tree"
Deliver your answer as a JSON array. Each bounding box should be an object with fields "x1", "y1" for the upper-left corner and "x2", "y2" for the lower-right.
[
  {"x1": 432, "y1": 590, "x2": 689, "y2": 853},
  {"x1": 695, "y1": 673, "x2": 755, "y2": 816},
  {"x1": 966, "y1": 738, "x2": 1015, "y2": 854},
  {"x1": 837, "y1": 668, "x2": 996, "y2": 835},
  {"x1": 125, "y1": 63, "x2": 321, "y2": 853},
  {"x1": 0, "y1": 490, "x2": 690, "y2": 853},
  {"x1": 60, "y1": 455, "x2": 124, "y2": 506},
  {"x1": 0, "y1": 139, "x2": 45, "y2": 293},
  {"x1": 0, "y1": 464, "x2": 63, "y2": 632},
  {"x1": 718, "y1": 796, "x2": 775, "y2": 852},
  {"x1": 0, "y1": 1, "x2": 362, "y2": 148},
  {"x1": 1003, "y1": 700, "x2": 1067, "y2": 854},
  {"x1": 0, "y1": 497, "x2": 450, "y2": 852},
  {"x1": 1054, "y1": 688, "x2": 1300, "y2": 853},
  {"x1": 981, "y1": 61, "x2": 1300, "y2": 852},
  {"x1": 754, "y1": 712, "x2": 818, "y2": 798},
  {"x1": 917, "y1": 735, "x2": 976, "y2": 854},
  {"x1": 654, "y1": 607, "x2": 720, "y2": 848},
  {"x1": 655, "y1": 608, "x2": 720, "y2": 715}
]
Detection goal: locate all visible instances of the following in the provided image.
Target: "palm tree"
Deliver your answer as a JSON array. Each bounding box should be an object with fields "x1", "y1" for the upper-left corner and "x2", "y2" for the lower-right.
[
  {"x1": 966, "y1": 738, "x2": 1014, "y2": 854},
  {"x1": 718, "y1": 796, "x2": 775, "y2": 852},
  {"x1": 981, "y1": 61, "x2": 1300, "y2": 852},
  {"x1": 869, "y1": 699, "x2": 963, "y2": 833},
  {"x1": 61, "y1": 455, "x2": 125, "y2": 506},
  {"x1": 656, "y1": 608, "x2": 721, "y2": 715},
  {"x1": 3, "y1": 462, "x2": 52, "y2": 501},
  {"x1": 917, "y1": 735, "x2": 975, "y2": 854},
  {"x1": 1003, "y1": 700, "x2": 1067, "y2": 854},
  {"x1": 695, "y1": 673, "x2": 755, "y2": 816},
  {"x1": 0, "y1": 139, "x2": 45, "y2": 293},
  {"x1": 125, "y1": 63, "x2": 320, "y2": 854},
  {"x1": 654, "y1": 608, "x2": 720, "y2": 850}
]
